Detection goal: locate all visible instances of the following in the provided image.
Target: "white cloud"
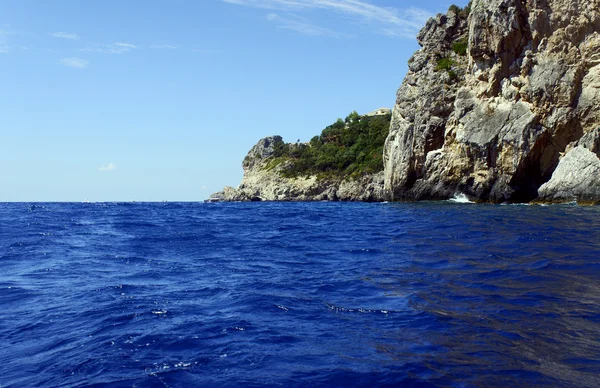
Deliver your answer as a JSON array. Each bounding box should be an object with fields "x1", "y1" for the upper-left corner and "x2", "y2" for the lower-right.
[
  {"x1": 151, "y1": 43, "x2": 179, "y2": 49},
  {"x1": 114, "y1": 42, "x2": 136, "y2": 49},
  {"x1": 266, "y1": 13, "x2": 348, "y2": 37},
  {"x1": 60, "y1": 57, "x2": 88, "y2": 68},
  {"x1": 51, "y1": 32, "x2": 80, "y2": 40},
  {"x1": 82, "y1": 42, "x2": 137, "y2": 54},
  {"x1": 222, "y1": 0, "x2": 433, "y2": 38},
  {"x1": 98, "y1": 162, "x2": 117, "y2": 172}
]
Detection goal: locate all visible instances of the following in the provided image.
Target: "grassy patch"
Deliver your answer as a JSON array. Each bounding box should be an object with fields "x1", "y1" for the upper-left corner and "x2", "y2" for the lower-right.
[
  {"x1": 452, "y1": 40, "x2": 468, "y2": 56},
  {"x1": 437, "y1": 57, "x2": 454, "y2": 71},
  {"x1": 264, "y1": 157, "x2": 285, "y2": 171}
]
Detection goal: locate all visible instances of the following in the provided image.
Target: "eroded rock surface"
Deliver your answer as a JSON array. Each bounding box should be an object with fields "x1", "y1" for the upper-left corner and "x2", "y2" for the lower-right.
[
  {"x1": 537, "y1": 146, "x2": 600, "y2": 204},
  {"x1": 384, "y1": 0, "x2": 600, "y2": 203}
]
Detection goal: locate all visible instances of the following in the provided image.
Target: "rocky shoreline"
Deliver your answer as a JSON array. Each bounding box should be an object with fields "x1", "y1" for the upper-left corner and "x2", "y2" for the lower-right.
[{"x1": 211, "y1": 0, "x2": 600, "y2": 205}]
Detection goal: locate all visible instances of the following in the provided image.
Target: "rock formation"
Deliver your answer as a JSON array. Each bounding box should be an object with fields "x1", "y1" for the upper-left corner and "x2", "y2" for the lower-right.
[
  {"x1": 208, "y1": 136, "x2": 385, "y2": 202},
  {"x1": 536, "y1": 146, "x2": 600, "y2": 204},
  {"x1": 384, "y1": 0, "x2": 600, "y2": 204}
]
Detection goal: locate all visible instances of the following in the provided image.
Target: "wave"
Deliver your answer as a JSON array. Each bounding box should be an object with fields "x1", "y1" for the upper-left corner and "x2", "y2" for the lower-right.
[{"x1": 448, "y1": 193, "x2": 475, "y2": 203}]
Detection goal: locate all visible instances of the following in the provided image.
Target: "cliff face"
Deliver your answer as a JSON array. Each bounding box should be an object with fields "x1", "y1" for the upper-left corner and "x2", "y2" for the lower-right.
[
  {"x1": 210, "y1": 136, "x2": 385, "y2": 202},
  {"x1": 384, "y1": 0, "x2": 600, "y2": 203}
]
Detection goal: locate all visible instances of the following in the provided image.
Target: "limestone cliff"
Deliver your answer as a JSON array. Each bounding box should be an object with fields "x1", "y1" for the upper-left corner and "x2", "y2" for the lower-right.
[{"x1": 384, "y1": 0, "x2": 600, "y2": 204}]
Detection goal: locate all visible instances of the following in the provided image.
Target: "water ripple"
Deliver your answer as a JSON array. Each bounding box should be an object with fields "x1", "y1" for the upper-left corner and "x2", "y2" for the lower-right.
[{"x1": 0, "y1": 202, "x2": 599, "y2": 387}]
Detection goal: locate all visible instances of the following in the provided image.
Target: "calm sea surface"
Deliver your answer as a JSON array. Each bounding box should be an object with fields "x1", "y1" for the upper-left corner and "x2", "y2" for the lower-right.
[{"x1": 1, "y1": 202, "x2": 600, "y2": 387}]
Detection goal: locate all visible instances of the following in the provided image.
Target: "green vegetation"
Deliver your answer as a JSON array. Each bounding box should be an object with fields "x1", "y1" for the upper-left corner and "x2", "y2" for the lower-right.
[
  {"x1": 264, "y1": 157, "x2": 284, "y2": 171},
  {"x1": 437, "y1": 56, "x2": 462, "y2": 81},
  {"x1": 463, "y1": 1, "x2": 472, "y2": 17},
  {"x1": 267, "y1": 111, "x2": 391, "y2": 179},
  {"x1": 448, "y1": 1, "x2": 472, "y2": 19},
  {"x1": 448, "y1": 4, "x2": 461, "y2": 14},
  {"x1": 436, "y1": 57, "x2": 454, "y2": 71},
  {"x1": 452, "y1": 39, "x2": 468, "y2": 56}
]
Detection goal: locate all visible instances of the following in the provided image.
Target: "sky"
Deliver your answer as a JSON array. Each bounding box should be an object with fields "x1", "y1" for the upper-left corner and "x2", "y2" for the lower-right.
[{"x1": 0, "y1": 0, "x2": 468, "y2": 201}]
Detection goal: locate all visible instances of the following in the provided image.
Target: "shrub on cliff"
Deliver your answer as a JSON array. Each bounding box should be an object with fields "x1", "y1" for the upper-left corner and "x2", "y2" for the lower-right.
[
  {"x1": 265, "y1": 111, "x2": 391, "y2": 179},
  {"x1": 452, "y1": 40, "x2": 468, "y2": 56},
  {"x1": 436, "y1": 57, "x2": 454, "y2": 71},
  {"x1": 449, "y1": 2, "x2": 472, "y2": 19}
]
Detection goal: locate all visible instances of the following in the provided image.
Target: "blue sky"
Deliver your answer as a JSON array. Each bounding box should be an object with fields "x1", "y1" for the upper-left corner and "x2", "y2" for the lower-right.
[{"x1": 0, "y1": 0, "x2": 467, "y2": 201}]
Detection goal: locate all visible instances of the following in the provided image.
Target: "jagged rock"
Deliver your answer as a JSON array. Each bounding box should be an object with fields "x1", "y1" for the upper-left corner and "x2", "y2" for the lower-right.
[
  {"x1": 205, "y1": 186, "x2": 237, "y2": 202},
  {"x1": 337, "y1": 172, "x2": 385, "y2": 201},
  {"x1": 384, "y1": 0, "x2": 600, "y2": 203},
  {"x1": 243, "y1": 136, "x2": 282, "y2": 170},
  {"x1": 537, "y1": 146, "x2": 600, "y2": 204},
  {"x1": 576, "y1": 128, "x2": 600, "y2": 156}
]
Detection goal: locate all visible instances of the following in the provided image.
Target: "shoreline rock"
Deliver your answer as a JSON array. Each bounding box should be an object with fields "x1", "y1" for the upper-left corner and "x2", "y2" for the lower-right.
[{"x1": 383, "y1": 0, "x2": 600, "y2": 204}]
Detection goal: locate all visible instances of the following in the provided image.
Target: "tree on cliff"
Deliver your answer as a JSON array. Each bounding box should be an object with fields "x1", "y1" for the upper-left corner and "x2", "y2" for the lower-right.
[{"x1": 268, "y1": 111, "x2": 391, "y2": 179}]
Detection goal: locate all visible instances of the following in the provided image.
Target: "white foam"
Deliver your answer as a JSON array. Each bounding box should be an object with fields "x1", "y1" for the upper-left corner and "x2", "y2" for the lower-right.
[{"x1": 448, "y1": 193, "x2": 474, "y2": 204}]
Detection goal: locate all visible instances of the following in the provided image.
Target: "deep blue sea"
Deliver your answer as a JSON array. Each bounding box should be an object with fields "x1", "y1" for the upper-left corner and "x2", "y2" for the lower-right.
[{"x1": 1, "y1": 202, "x2": 600, "y2": 387}]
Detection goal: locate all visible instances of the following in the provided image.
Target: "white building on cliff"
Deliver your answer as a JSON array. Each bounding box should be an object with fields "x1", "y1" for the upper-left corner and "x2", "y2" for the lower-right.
[{"x1": 364, "y1": 108, "x2": 391, "y2": 117}]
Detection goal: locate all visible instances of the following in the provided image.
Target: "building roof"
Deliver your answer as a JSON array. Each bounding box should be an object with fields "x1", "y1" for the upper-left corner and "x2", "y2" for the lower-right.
[{"x1": 365, "y1": 107, "x2": 391, "y2": 116}]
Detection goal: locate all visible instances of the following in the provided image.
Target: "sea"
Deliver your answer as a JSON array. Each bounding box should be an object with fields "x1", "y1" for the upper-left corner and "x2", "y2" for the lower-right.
[{"x1": 1, "y1": 201, "x2": 599, "y2": 387}]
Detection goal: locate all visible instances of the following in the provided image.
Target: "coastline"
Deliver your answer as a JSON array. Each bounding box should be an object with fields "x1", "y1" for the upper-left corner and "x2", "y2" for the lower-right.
[{"x1": 211, "y1": 0, "x2": 600, "y2": 206}]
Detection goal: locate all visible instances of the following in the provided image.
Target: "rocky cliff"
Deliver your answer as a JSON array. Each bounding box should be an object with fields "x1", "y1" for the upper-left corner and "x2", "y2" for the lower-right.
[
  {"x1": 213, "y1": 0, "x2": 600, "y2": 204},
  {"x1": 384, "y1": 0, "x2": 600, "y2": 204}
]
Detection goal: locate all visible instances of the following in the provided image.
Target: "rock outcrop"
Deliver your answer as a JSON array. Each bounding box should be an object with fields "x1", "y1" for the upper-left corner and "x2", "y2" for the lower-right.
[
  {"x1": 384, "y1": 0, "x2": 600, "y2": 203},
  {"x1": 537, "y1": 146, "x2": 600, "y2": 204},
  {"x1": 208, "y1": 136, "x2": 385, "y2": 202}
]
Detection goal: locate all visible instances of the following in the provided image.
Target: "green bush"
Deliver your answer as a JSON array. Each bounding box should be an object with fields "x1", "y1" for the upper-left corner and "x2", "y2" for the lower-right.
[
  {"x1": 263, "y1": 111, "x2": 391, "y2": 179},
  {"x1": 448, "y1": 1, "x2": 472, "y2": 19},
  {"x1": 462, "y1": 1, "x2": 472, "y2": 18},
  {"x1": 437, "y1": 57, "x2": 454, "y2": 71},
  {"x1": 448, "y1": 4, "x2": 461, "y2": 14},
  {"x1": 264, "y1": 157, "x2": 284, "y2": 171},
  {"x1": 452, "y1": 40, "x2": 468, "y2": 56}
]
